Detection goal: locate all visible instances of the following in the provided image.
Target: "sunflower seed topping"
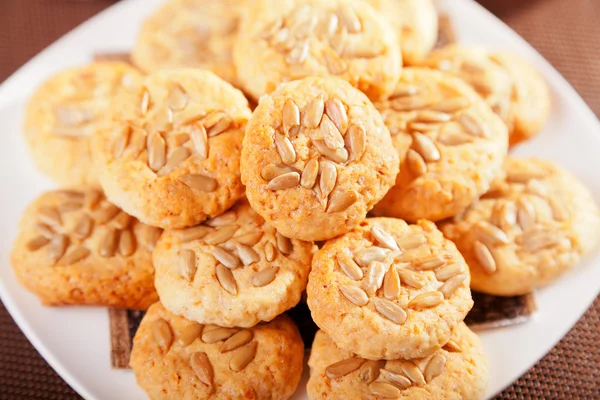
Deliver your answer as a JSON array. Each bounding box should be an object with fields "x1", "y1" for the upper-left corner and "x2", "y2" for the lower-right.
[
  {"x1": 325, "y1": 357, "x2": 366, "y2": 378},
  {"x1": 189, "y1": 352, "x2": 213, "y2": 387}
]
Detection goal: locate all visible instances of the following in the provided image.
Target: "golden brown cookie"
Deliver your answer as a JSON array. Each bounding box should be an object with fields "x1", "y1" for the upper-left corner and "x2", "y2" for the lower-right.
[
  {"x1": 419, "y1": 45, "x2": 550, "y2": 146},
  {"x1": 10, "y1": 188, "x2": 160, "y2": 309},
  {"x1": 23, "y1": 62, "x2": 143, "y2": 186},
  {"x1": 371, "y1": 68, "x2": 508, "y2": 222},
  {"x1": 368, "y1": 0, "x2": 438, "y2": 64},
  {"x1": 307, "y1": 218, "x2": 473, "y2": 360},
  {"x1": 307, "y1": 323, "x2": 489, "y2": 400},
  {"x1": 153, "y1": 199, "x2": 313, "y2": 328},
  {"x1": 233, "y1": 0, "x2": 402, "y2": 100},
  {"x1": 94, "y1": 68, "x2": 251, "y2": 229},
  {"x1": 131, "y1": 302, "x2": 304, "y2": 400},
  {"x1": 241, "y1": 76, "x2": 399, "y2": 241},
  {"x1": 132, "y1": 0, "x2": 249, "y2": 85},
  {"x1": 441, "y1": 157, "x2": 600, "y2": 296}
]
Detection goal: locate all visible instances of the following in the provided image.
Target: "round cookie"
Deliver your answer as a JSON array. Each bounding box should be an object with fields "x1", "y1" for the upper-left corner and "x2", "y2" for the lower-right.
[
  {"x1": 10, "y1": 188, "x2": 161, "y2": 309},
  {"x1": 418, "y1": 45, "x2": 550, "y2": 146},
  {"x1": 368, "y1": 0, "x2": 438, "y2": 64},
  {"x1": 131, "y1": 302, "x2": 304, "y2": 400},
  {"x1": 307, "y1": 323, "x2": 489, "y2": 400},
  {"x1": 371, "y1": 68, "x2": 508, "y2": 222},
  {"x1": 94, "y1": 68, "x2": 251, "y2": 229},
  {"x1": 233, "y1": 0, "x2": 402, "y2": 100},
  {"x1": 132, "y1": 0, "x2": 248, "y2": 85},
  {"x1": 307, "y1": 218, "x2": 473, "y2": 360},
  {"x1": 241, "y1": 76, "x2": 399, "y2": 242},
  {"x1": 153, "y1": 199, "x2": 313, "y2": 328},
  {"x1": 23, "y1": 62, "x2": 143, "y2": 186},
  {"x1": 441, "y1": 157, "x2": 600, "y2": 296}
]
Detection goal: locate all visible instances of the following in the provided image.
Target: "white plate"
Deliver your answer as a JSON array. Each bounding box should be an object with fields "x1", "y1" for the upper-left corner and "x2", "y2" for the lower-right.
[{"x1": 1, "y1": 0, "x2": 599, "y2": 399}]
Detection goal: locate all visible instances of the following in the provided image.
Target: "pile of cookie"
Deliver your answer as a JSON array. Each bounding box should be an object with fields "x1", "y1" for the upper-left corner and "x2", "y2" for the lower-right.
[{"x1": 11, "y1": 0, "x2": 600, "y2": 399}]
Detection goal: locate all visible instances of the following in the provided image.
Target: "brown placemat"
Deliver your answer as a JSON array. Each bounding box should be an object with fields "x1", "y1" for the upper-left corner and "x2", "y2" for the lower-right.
[{"x1": 1, "y1": 0, "x2": 600, "y2": 399}]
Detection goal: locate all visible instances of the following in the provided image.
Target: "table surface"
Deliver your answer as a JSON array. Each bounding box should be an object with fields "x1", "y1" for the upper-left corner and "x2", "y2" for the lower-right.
[{"x1": 1, "y1": 0, "x2": 599, "y2": 399}]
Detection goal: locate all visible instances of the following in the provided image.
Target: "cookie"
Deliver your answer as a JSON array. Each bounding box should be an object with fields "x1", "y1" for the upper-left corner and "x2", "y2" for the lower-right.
[
  {"x1": 307, "y1": 323, "x2": 489, "y2": 400},
  {"x1": 241, "y1": 76, "x2": 399, "y2": 241},
  {"x1": 441, "y1": 157, "x2": 600, "y2": 296},
  {"x1": 10, "y1": 188, "x2": 160, "y2": 309},
  {"x1": 93, "y1": 68, "x2": 251, "y2": 229},
  {"x1": 369, "y1": 0, "x2": 438, "y2": 64},
  {"x1": 132, "y1": 0, "x2": 247, "y2": 85},
  {"x1": 153, "y1": 199, "x2": 313, "y2": 328},
  {"x1": 418, "y1": 45, "x2": 550, "y2": 146},
  {"x1": 371, "y1": 68, "x2": 508, "y2": 222},
  {"x1": 131, "y1": 302, "x2": 304, "y2": 400},
  {"x1": 307, "y1": 218, "x2": 473, "y2": 360},
  {"x1": 23, "y1": 62, "x2": 143, "y2": 186},
  {"x1": 233, "y1": 0, "x2": 402, "y2": 100}
]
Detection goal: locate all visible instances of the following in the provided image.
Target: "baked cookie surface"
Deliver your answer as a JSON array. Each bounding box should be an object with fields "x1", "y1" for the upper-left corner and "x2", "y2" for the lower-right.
[
  {"x1": 241, "y1": 76, "x2": 399, "y2": 241},
  {"x1": 371, "y1": 68, "x2": 508, "y2": 222},
  {"x1": 131, "y1": 302, "x2": 304, "y2": 400},
  {"x1": 419, "y1": 45, "x2": 550, "y2": 146},
  {"x1": 441, "y1": 157, "x2": 600, "y2": 296},
  {"x1": 307, "y1": 218, "x2": 473, "y2": 360},
  {"x1": 368, "y1": 0, "x2": 438, "y2": 64},
  {"x1": 153, "y1": 199, "x2": 313, "y2": 328},
  {"x1": 24, "y1": 62, "x2": 143, "y2": 186},
  {"x1": 307, "y1": 323, "x2": 489, "y2": 400},
  {"x1": 233, "y1": 0, "x2": 401, "y2": 100},
  {"x1": 94, "y1": 68, "x2": 251, "y2": 229},
  {"x1": 10, "y1": 188, "x2": 160, "y2": 309},
  {"x1": 132, "y1": 0, "x2": 247, "y2": 85}
]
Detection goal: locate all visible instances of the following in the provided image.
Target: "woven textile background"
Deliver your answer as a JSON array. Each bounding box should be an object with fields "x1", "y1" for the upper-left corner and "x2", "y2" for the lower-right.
[{"x1": 0, "y1": 0, "x2": 599, "y2": 399}]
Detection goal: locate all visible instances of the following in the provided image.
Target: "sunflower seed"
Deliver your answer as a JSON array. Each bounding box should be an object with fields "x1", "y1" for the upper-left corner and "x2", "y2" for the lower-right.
[
  {"x1": 202, "y1": 327, "x2": 239, "y2": 343},
  {"x1": 235, "y1": 243, "x2": 260, "y2": 266},
  {"x1": 191, "y1": 123, "x2": 208, "y2": 158},
  {"x1": 204, "y1": 225, "x2": 239, "y2": 245},
  {"x1": 327, "y1": 189, "x2": 358, "y2": 213},
  {"x1": 58, "y1": 200, "x2": 83, "y2": 214},
  {"x1": 146, "y1": 131, "x2": 166, "y2": 172},
  {"x1": 180, "y1": 174, "x2": 218, "y2": 192},
  {"x1": 142, "y1": 226, "x2": 162, "y2": 251},
  {"x1": 35, "y1": 223, "x2": 55, "y2": 239},
  {"x1": 324, "y1": 99, "x2": 348, "y2": 135},
  {"x1": 177, "y1": 323, "x2": 203, "y2": 346},
  {"x1": 152, "y1": 319, "x2": 173, "y2": 351},
  {"x1": 439, "y1": 273, "x2": 467, "y2": 298},
  {"x1": 475, "y1": 221, "x2": 509, "y2": 245},
  {"x1": 383, "y1": 267, "x2": 401, "y2": 299},
  {"x1": 473, "y1": 240, "x2": 496, "y2": 274},
  {"x1": 373, "y1": 298, "x2": 407, "y2": 324},
  {"x1": 491, "y1": 201, "x2": 517, "y2": 231},
  {"x1": 330, "y1": 26, "x2": 348, "y2": 55},
  {"x1": 437, "y1": 125, "x2": 474, "y2": 146},
  {"x1": 264, "y1": 242, "x2": 277, "y2": 262},
  {"x1": 206, "y1": 115, "x2": 232, "y2": 137},
  {"x1": 283, "y1": 99, "x2": 301, "y2": 134},
  {"x1": 434, "y1": 263, "x2": 462, "y2": 281},
  {"x1": 416, "y1": 255, "x2": 450, "y2": 270},
  {"x1": 371, "y1": 227, "x2": 400, "y2": 251},
  {"x1": 346, "y1": 124, "x2": 366, "y2": 163},
  {"x1": 397, "y1": 269, "x2": 424, "y2": 289},
  {"x1": 57, "y1": 246, "x2": 90, "y2": 266},
  {"x1": 221, "y1": 330, "x2": 253, "y2": 353},
  {"x1": 230, "y1": 342, "x2": 258, "y2": 372},
  {"x1": 424, "y1": 354, "x2": 446, "y2": 383},
  {"x1": 409, "y1": 291, "x2": 444, "y2": 309},
  {"x1": 140, "y1": 90, "x2": 151, "y2": 115},
  {"x1": 172, "y1": 133, "x2": 190, "y2": 146},
  {"x1": 157, "y1": 146, "x2": 191, "y2": 176},
  {"x1": 84, "y1": 190, "x2": 102, "y2": 210},
  {"x1": 402, "y1": 361, "x2": 426, "y2": 385},
  {"x1": 167, "y1": 84, "x2": 188, "y2": 111},
  {"x1": 99, "y1": 228, "x2": 119, "y2": 257},
  {"x1": 324, "y1": 50, "x2": 347, "y2": 74},
  {"x1": 416, "y1": 110, "x2": 452, "y2": 123},
  {"x1": 549, "y1": 197, "x2": 569, "y2": 221},
  {"x1": 313, "y1": 139, "x2": 348, "y2": 163},
  {"x1": 261, "y1": 164, "x2": 297, "y2": 181},
  {"x1": 397, "y1": 245, "x2": 431, "y2": 263},
  {"x1": 366, "y1": 261, "x2": 387, "y2": 291},
  {"x1": 321, "y1": 115, "x2": 345, "y2": 150},
  {"x1": 179, "y1": 249, "x2": 197, "y2": 281},
  {"x1": 325, "y1": 357, "x2": 366, "y2": 378},
  {"x1": 458, "y1": 111, "x2": 489, "y2": 137},
  {"x1": 408, "y1": 121, "x2": 443, "y2": 133},
  {"x1": 252, "y1": 267, "x2": 279, "y2": 287},
  {"x1": 406, "y1": 149, "x2": 427, "y2": 176},
  {"x1": 517, "y1": 229, "x2": 564, "y2": 251},
  {"x1": 112, "y1": 212, "x2": 132, "y2": 230},
  {"x1": 526, "y1": 179, "x2": 548, "y2": 197},
  {"x1": 412, "y1": 133, "x2": 440, "y2": 162},
  {"x1": 205, "y1": 211, "x2": 236, "y2": 228},
  {"x1": 286, "y1": 40, "x2": 310, "y2": 64},
  {"x1": 190, "y1": 352, "x2": 213, "y2": 387},
  {"x1": 337, "y1": 253, "x2": 363, "y2": 280},
  {"x1": 176, "y1": 225, "x2": 212, "y2": 242},
  {"x1": 274, "y1": 133, "x2": 297, "y2": 165},
  {"x1": 48, "y1": 235, "x2": 68, "y2": 263},
  {"x1": 266, "y1": 171, "x2": 300, "y2": 190},
  {"x1": 299, "y1": 96, "x2": 325, "y2": 129},
  {"x1": 118, "y1": 229, "x2": 136, "y2": 256},
  {"x1": 379, "y1": 369, "x2": 412, "y2": 389},
  {"x1": 38, "y1": 206, "x2": 61, "y2": 228},
  {"x1": 94, "y1": 204, "x2": 120, "y2": 225},
  {"x1": 216, "y1": 264, "x2": 237, "y2": 294},
  {"x1": 337, "y1": 5, "x2": 361, "y2": 33},
  {"x1": 355, "y1": 247, "x2": 387, "y2": 268},
  {"x1": 391, "y1": 96, "x2": 431, "y2": 111},
  {"x1": 506, "y1": 168, "x2": 548, "y2": 183},
  {"x1": 212, "y1": 246, "x2": 241, "y2": 269},
  {"x1": 395, "y1": 234, "x2": 426, "y2": 251},
  {"x1": 318, "y1": 13, "x2": 339, "y2": 38},
  {"x1": 368, "y1": 382, "x2": 401, "y2": 398},
  {"x1": 299, "y1": 157, "x2": 319, "y2": 188},
  {"x1": 443, "y1": 340, "x2": 462, "y2": 352},
  {"x1": 27, "y1": 236, "x2": 50, "y2": 251},
  {"x1": 319, "y1": 161, "x2": 337, "y2": 202},
  {"x1": 233, "y1": 231, "x2": 264, "y2": 247},
  {"x1": 339, "y1": 285, "x2": 369, "y2": 306},
  {"x1": 359, "y1": 360, "x2": 385, "y2": 384},
  {"x1": 276, "y1": 232, "x2": 293, "y2": 254}
]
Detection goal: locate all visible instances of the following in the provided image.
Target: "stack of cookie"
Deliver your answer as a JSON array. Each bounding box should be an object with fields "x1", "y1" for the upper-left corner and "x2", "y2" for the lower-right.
[{"x1": 11, "y1": 0, "x2": 600, "y2": 399}]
